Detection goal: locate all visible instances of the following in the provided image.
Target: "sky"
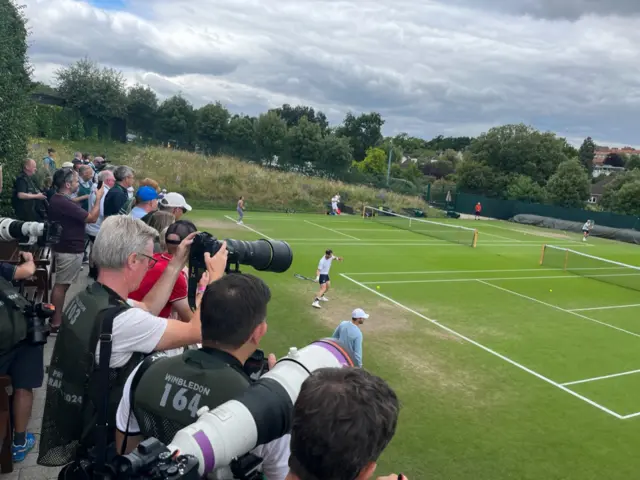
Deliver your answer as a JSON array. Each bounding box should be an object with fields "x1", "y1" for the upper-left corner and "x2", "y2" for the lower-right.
[{"x1": 21, "y1": 0, "x2": 640, "y2": 147}]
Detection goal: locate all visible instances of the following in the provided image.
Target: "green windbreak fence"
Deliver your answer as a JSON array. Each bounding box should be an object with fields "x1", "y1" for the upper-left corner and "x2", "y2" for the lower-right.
[{"x1": 454, "y1": 192, "x2": 640, "y2": 230}]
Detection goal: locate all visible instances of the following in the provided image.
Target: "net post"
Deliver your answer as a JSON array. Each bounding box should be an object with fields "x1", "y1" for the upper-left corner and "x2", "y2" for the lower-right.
[
  {"x1": 472, "y1": 229, "x2": 478, "y2": 248},
  {"x1": 539, "y1": 244, "x2": 546, "y2": 265},
  {"x1": 563, "y1": 249, "x2": 569, "y2": 271},
  {"x1": 362, "y1": 205, "x2": 365, "y2": 218}
]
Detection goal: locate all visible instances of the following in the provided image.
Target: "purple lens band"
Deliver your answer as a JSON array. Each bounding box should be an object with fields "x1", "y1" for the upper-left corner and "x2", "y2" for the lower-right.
[
  {"x1": 192, "y1": 430, "x2": 215, "y2": 473},
  {"x1": 313, "y1": 341, "x2": 350, "y2": 366}
]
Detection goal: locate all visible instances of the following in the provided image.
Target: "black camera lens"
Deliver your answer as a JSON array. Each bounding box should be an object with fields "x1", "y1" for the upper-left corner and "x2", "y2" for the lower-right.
[{"x1": 226, "y1": 239, "x2": 293, "y2": 273}]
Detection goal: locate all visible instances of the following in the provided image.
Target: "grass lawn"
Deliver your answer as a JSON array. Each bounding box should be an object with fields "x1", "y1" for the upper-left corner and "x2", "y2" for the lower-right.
[{"x1": 186, "y1": 208, "x2": 640, "y2": 480}]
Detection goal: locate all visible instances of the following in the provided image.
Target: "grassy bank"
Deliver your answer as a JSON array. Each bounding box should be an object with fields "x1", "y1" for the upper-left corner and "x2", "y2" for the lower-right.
[{"x1": 29, "y1": 139, "x2": 434, "y2": 215}]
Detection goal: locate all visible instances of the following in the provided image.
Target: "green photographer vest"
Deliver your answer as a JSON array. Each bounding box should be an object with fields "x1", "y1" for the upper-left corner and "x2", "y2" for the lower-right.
[
  {"x1": 37, "y1": 282, "x2": 145, "y2": 467},
  {"x1": 0, "y1": 276, "x2": 30, "y2": 354},
  {"x1": 131, "y1": 348, "x2": 251, "y2": 444}
]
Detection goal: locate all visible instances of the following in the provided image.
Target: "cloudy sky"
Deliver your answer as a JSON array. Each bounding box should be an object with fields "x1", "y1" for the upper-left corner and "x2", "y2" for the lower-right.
[{"x1": 22, "y1": 0, "x2": 640, "y2": 146}]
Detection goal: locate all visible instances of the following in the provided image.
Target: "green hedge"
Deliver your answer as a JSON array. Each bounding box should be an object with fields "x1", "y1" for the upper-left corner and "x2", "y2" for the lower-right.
[{"x1": 29, "y1": 104, "x2": 87, "y2": 140}]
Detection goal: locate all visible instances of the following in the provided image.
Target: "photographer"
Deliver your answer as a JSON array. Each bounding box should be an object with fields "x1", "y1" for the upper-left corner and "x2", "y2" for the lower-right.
[
  {"x1": 37, "y1": 215, "x2": 228, "y2": 468},
  {"x1": 115, "y1": 273, "x2": 290, "y2": 480},
  {"x1": 287, "y1": 368, "x2": 401, "y2": 480},
  {"x1": 0, "y1": 252, "x2": 43, "y2": 463}
]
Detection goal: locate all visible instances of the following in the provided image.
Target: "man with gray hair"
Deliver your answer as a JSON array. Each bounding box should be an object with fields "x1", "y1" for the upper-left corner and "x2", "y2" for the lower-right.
[
  {"x1": 104, "y1": 165, "x2": 135, "y2": 217},
  {"x1": 86, "y1": 169, "x2": 116, "y2": 279},
  {"x1": 37, "y1": 215, "x2": 229, "y2": 467}
]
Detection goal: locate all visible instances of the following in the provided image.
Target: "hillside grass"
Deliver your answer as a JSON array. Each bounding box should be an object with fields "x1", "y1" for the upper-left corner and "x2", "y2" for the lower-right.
[{"x1": 28, "y1": 139, "x2": 437, "y2": 215}]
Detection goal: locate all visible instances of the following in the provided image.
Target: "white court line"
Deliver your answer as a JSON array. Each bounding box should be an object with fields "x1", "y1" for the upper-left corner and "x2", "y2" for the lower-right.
[
  {"x1": 621, "y1": 412, "x2": 640, "y2": 419},
  {"x1": 569, "y1": 304, "x2": 640, "y2": 312},
  {"x1": 340, "y1": 273, "x2": 624, "y2": 419},
  {"x1": 480, "y1": 224, "x2": 583, "y2": 244},
  {"x1": 345, "y1": 267, "x2": 625, "y2": 276},
  {"x1": 476, "y1": 280, "x2": 640, "y2": 339},
  {"x1": 478, "y1": 230, "x2": 522, "y2": 242},
  {"x1": 361, "y1": 273, "x2": 640, "y2": 285},
  {"x1": 224, "y1": 216, "x2": 274, "y2": 241},
  {"x1": 286, "y1": 242, "x2": 592, "y2": 247},
  {"x1": 561, "y1": 368, "x2": 640, "y2": 386},
  {"x1": 303, "y1": 220, "x2": 360, "y2": 240}
]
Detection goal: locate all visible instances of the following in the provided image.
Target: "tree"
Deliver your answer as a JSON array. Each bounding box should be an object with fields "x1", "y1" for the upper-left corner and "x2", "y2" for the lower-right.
[
  {"x1": 155, "y1": 95, "x2": 196, "y2": 148},
  {"x1": 0, "y1": 0, "x2": 32, "y2": 215},
  {"x1": 424, "y1": 135, "x2": 473, "y2": 152},
  {"x1": 506, "y1": 175, "x2": 546, "y2": 203},
  {"x1": 352, "y1": 147, "x2": 387, "y2": 175},
  {"x1": 420, "y1": 160, "x2": 454, "y2": 179},
  {"x1": 127, "y1": 84, "x2": 158, "y2": 139},
  {"x1": 283, "y1": 116, "x2": 323, "y2": 172},
  {"x1": 226, "y1": 114, "x2": 256, "y2": 159},
  {"x1": 55, "y1": 58, "x2": 127, "y2": 121},
  {"x1": 626, "y1": 154, "x2": 640, "y2": 171},
  {"x1": 600, "y1": 170, "x2": 640, "y2": 212},
  {"x1": 196, "y1": 102, "x2": 230, "y2": 154},
  {"x1": 336, "y1": 112, "x2": 384, "y2": 162},
  {"x1": 468, "y1": 124, "x2": 569, "y2": 185},
  {"x1": 545, "y1": 159, "x2": 590, "y2": 208},
  {"x1": 578, "y1": 137, "x2": 596, "y2": 173},
  {"x1": 318, "y1": 134, "x2": 353, "y2": 175},
  {"x1": 456, "y1": 162, "x2": 496, "y2": 195},
  {"x1": 604, "y1": 181, "x2": 640, "y2": 215},
  {"x1": 271, "y1": 104, "x2": 328, "y2": 133},
  {"x1": 604, "y1": 152, "x2": 625, "y2": 168},
  {"x1": 254, "y1": 111, "x2": 287, "y2": 163}
]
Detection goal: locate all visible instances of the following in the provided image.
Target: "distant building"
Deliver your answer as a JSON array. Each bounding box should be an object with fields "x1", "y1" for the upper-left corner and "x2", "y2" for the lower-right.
[
  {"x1": 592, "y1": 164, "x2": 625, "y2": 178},
  {"x1": 589, "y1": 175, "x2": 617, "y2": 204},
  {"x1": 593, "y1": 146, "x2": 640, "y2": 165}
]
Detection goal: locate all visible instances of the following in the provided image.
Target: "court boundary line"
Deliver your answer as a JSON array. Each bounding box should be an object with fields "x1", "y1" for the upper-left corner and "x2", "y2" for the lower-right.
[
  {"x1": 223, "y1": 215, "x2": 274, "y2": 241},
  {"x1": 359, "y1": 272, "x2": 640, "y2": 285},
  {"x1": 480, "y1": 223, "x2": 583, "y2": 244},
  {"x1": 561, "y1": 368, "x2": 640, "y2": 386},
  {"x1": 344, "y1": 267, "x2": 624, "y2": 275},
  {"x1": 568, "y1": 303, "x2": 640, "y2": 312},
  {"x1": 286, "y1": 242, "x2": 592, "y2": 247},
  {"x1": 303, "y1": 220, "x2": 360, "y2": 240},
  {"x1": 340, "y1": 273, "x2": 624, "y2": 419},
  {"x1": 476, "y1": 280, "x2": 640, "y2": 339}
]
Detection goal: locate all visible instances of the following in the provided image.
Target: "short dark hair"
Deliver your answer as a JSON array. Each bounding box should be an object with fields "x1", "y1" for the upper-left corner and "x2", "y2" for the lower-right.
[
  {"x1": 289, "y1": 368, "x2": 399, "y2": 480},
  {"x1": 165, "y1": 220, "x2": 197, "y2": 245},
  {"x1": 200, "y1": 273, "x2": 271, "y2": 349},
  {"x1": 53, "y1": 168, "x2": 76, "y2": 189}
]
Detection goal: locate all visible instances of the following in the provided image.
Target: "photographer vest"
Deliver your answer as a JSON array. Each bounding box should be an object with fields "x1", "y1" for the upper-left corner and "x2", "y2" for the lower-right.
[
  {"x1": 131, "y1": 348, "x2": 251, "y2": 444},
  {"x1": 0, "y1": 276, "x2": 30, "y2": 354},
  {"x1": 37, "y1": 282, "x2": 144, "y2": 467}
]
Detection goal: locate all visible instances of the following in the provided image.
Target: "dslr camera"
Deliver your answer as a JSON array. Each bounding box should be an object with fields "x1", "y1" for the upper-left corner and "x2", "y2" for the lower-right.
[{"x1": 186, "y1": 232, "x2": 293, "y2": 308}]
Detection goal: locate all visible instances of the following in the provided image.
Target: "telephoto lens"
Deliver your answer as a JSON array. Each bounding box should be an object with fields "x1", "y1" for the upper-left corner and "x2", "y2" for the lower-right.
[{"x1": 226, "y1": 239, "x2": 293, "y2": 273}]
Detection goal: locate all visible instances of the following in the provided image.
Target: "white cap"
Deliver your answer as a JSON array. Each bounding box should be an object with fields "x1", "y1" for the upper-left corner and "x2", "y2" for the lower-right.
[
  {"x1": 159, "y1": 192, "x2": 192, "y2": 211},
  {"x1": 61, "y1": 162, "x2": 74, "y2": 168},
  {"x1": 352, "y1": 308, "x2": 369, "y2": 319}
]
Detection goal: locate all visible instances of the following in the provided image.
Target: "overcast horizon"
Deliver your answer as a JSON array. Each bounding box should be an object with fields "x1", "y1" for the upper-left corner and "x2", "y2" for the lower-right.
[{"x1": 21, "y1": 0, "x2": 640, "y2": 148}]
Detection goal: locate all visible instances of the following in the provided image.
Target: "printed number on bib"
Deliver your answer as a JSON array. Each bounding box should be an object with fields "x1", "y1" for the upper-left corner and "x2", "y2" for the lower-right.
[{"x1": 159, "y1": 383, "x2": 201, "y2": 418}]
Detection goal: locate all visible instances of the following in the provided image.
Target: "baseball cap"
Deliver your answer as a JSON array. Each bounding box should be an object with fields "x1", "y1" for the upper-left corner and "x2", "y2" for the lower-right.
[
  {"x1": 160, "y1": 192, "x2": 192, "y2": 211},
  {"x1": 136, "y1": 186, "x2": 159, "y2": 202},
  {"x1": 61, "y1": 162, "x2": 74, "y2": 168},
  {"x1": 352, "y1": 308, "x2": 369, "y2": 319}
]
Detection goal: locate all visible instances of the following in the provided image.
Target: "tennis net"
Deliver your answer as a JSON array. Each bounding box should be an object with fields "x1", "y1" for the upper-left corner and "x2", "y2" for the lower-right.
[
  {"x1": 363, "y1": 206, "x2": 478, "y2": 247},
  {"x1": 539, "y1": 244, "x2": 640, "y2": 292}
]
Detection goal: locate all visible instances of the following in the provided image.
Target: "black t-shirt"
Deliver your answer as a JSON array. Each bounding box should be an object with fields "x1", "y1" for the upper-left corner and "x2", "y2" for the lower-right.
[
  {"x1": 103, "y1": 184, "x2": 129, "y2": 218},
  {"x1": 12, "y1": 173, "x2": 44, "y2": 221},
  {"x1": 0, "y1": 263, "x2": 15, "y2": 282}
]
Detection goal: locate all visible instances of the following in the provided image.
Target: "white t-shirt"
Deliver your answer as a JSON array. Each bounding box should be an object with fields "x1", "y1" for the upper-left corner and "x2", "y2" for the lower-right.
[
  {"x1": 317, "y1": 255, "x2": 336, "y2": 275},
  {"x1": 116, "y1": 362, "x2": 290, "y2": 480},
  {"x1": 94, "y1": 300, "x2": 168, "y2": 368},
  {"x1": 582, "y1": 222, "x2": 591, "y2": 231}
]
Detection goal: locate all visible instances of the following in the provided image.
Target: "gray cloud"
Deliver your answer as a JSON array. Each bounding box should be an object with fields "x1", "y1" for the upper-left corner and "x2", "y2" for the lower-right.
[{"x1": 21, "y1": 0, "x2": 640, "y2": 146}]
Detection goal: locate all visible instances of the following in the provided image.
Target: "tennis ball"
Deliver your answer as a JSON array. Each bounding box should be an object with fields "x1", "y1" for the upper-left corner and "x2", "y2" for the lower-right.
[
  {"x1": 376, "y1": 285, "x2": 380, "y2": 290},
  {"x1": 549, "y1": 289, "x2": 553, "y2": 292}
]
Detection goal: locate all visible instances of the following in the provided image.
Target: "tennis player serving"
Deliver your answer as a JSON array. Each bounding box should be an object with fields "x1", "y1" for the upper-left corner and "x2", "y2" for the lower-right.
[{"x1": 312, "y1": 249, "x2": 343, "y2": 309}]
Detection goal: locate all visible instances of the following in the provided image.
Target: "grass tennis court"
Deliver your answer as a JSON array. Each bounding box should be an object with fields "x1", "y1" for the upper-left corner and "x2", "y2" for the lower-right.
[{"x1": 188, "y1": 208, "x2": 640, "y2": 479}]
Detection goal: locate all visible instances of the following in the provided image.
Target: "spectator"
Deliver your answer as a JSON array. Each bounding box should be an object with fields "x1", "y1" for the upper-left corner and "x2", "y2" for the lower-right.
[
  {"x1": 12, "y1": 158, "x2": 47, "y2": 221},
  {"x1": 43, "y1": 147, "x2": 56, "y2": 173},
  {"x1": 130, "y1": 187, "x2": 159, "y2": 220},
  {"x1": 76, "y1": 165, "x2": 94, "y2": 211},
  {"x1": 86, "y1": 169, "x2": 116, "y2": 279},
  {"x1": 331, "y1": 308, "x2": 369, "y2": 367},
  {"x1": 141, "y1": 211, "x2": 176, "y2": 253},
  {"x1": 288, "y1": 368, "x2": 400, "y2": 480},
  {"x1": 115, "y1": 274, "x2": 289, "y2": 480},
  {"x1": 42, "y1": 175, "x2": 55, "y2": 202},
  {"x1": 129, "y1": 220, "x2": 197, "y2": 322},
  {"x1": 47, "y1": 168, "x2": 104, "y2": 333},
  {"x1": 158, "y1": 192, "x2": 192, "y2": 220},
  {"x1": 139, "y1": 178, "x2": 160, "y2": 193},
  {"x1": 0, "y1": 253, "x2": 42, "y2": 463},
  {"x1": 37, "y1": 216, "x2": 228, "y2": 467},
  {"x1": 61, "y1": 161, "x2": 73, "y2": 168},
  {"x1": 72, "y1": 158, "x2": 83, "y2": 172},
  {"x1": 104, "y1": 165, "x2": 135, "y2": 217}
]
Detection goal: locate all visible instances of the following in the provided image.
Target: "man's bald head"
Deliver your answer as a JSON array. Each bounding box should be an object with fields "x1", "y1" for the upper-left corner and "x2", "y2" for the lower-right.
[{"x1": 23, "y1": 158, "x2": 37, "y2": 176}]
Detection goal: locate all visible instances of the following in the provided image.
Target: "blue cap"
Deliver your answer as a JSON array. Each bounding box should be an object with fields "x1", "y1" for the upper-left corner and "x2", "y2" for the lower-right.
[{"x1": 136, "y1": 186, "x2": 158, "y2": 202}]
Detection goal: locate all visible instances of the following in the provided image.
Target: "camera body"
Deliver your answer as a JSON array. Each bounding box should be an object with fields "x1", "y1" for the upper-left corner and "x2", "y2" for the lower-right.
[{"x1": 23, "y1": 301, "x2": 55, "y2": 345}]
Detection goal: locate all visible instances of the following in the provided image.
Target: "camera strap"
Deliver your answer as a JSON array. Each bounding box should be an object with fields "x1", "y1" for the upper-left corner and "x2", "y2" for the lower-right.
[{"x1": 94, "y1": 304, "x2": 129, "y2": 474}]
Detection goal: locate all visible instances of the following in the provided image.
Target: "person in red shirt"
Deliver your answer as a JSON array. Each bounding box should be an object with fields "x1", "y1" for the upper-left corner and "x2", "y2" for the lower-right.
[
  {"x1": 474, "y1": 202, "x2": 482, "y2": 220},
  {"x1": 129, "y1": 220, "x2": 198, "y2": 321}
]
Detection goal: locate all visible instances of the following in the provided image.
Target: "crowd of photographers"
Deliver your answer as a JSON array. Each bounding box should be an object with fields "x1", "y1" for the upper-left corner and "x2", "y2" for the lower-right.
[{"x1": 1, "y1": 150, "x2": 405, "y2": 480}]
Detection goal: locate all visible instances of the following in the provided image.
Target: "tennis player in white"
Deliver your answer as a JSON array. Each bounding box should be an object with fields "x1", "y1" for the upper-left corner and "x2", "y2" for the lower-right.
[
  {"x1": 582, "y1": 219, "x2": 594, "y2": 241},
  {"x1": 312, "y1": 249, "x2": 343, "y2": 308}
]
